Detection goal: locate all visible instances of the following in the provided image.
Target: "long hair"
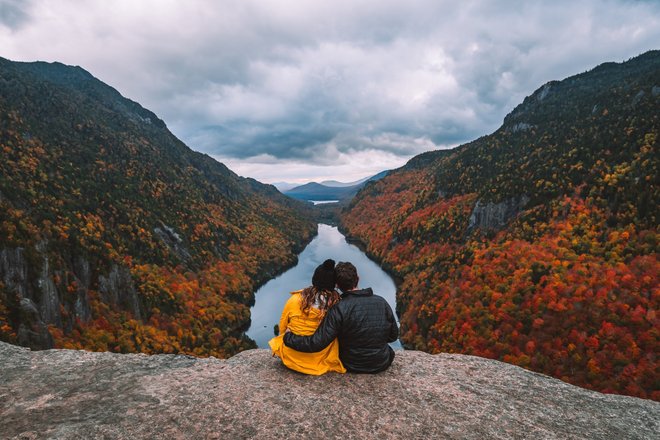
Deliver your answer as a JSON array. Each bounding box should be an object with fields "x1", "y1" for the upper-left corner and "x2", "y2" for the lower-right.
[{"x1": 299, "y1": 285, "x2": 340, "y2": 316}]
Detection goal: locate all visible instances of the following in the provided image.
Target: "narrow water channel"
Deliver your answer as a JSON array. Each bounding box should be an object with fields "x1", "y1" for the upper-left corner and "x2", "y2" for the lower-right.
[{"x1": 246, "y1": 224, "x2": 402, "y2": 350}]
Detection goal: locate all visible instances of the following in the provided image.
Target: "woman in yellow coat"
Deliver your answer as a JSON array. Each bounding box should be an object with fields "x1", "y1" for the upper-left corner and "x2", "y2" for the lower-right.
[{"x1": 269, "y1": 259, "x2": 346, "y2": 375}]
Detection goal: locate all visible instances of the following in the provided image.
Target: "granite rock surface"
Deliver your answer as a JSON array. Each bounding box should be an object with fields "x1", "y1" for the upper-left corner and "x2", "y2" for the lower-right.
[{"x1": 1, "y1": 342, "x2": 657, "y2": 439}]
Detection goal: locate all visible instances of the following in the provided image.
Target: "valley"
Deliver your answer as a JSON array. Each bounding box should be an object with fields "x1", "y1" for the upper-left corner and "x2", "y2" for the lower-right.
[{"x1": 0, "y1": 51, "x2": 657, "y2": 401}]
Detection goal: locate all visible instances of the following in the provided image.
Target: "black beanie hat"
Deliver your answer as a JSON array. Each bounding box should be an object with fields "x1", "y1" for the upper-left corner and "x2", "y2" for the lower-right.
[{"x1": 312, "y1": 259, "x2": 336, "y2": 290}]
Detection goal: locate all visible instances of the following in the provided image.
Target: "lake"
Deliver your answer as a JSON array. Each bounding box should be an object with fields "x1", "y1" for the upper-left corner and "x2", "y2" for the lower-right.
[{"x1": 246, "y1": 224, "x2": 402, "y2": 350}]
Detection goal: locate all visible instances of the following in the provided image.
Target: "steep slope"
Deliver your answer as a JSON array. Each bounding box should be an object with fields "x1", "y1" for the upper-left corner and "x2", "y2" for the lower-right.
[
  {"x1": 341, "y1": 51, "x2": 659, "y2": 399},
  {"x1": 0, "y1": 58, "x2": 316, "y2": 357},
  {"x1": 1, "y1": 342, "x2": 658, "y2": 439}
]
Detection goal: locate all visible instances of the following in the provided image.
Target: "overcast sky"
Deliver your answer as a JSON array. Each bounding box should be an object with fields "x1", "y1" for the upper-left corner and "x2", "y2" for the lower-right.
[{"x1": 1, "y1": 0, "x2": 659, "y2": 184}]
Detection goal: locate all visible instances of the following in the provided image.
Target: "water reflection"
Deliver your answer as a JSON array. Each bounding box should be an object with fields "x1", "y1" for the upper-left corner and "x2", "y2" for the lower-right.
[{"x1": 246, "y1": 224, "x2": 402, "y2": 350}]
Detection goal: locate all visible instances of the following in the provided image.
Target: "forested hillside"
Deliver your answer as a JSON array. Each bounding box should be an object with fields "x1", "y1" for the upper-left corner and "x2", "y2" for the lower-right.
[
  {"x1": 0, "y1": 58, "x2": 316, "y2": 357},
  {"x1": 342, "y1": 51, "x2": 659, "y2": 399}
]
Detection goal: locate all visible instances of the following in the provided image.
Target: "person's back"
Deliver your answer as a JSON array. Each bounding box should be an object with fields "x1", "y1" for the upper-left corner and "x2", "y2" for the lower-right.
[
  {"x1": 332, "y1": 287, "x2": 397, "y2": 372},
  {"x1": 269, "y1": 259, "x2": 346, "y2": 375},
  {"x1": 284, "y1": 262, "x2": 398, "y2": 373},
  {"x1": 269, "y1": 289, "x2": 345, "y2": 375}
]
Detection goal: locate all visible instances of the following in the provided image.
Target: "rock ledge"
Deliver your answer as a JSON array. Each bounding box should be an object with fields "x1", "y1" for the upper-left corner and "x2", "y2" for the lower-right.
[{"x1": 0, "y1": 342, "x2": 657, "y2": 439}]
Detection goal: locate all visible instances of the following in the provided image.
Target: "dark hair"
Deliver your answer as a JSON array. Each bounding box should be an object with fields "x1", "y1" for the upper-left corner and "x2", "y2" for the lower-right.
[
  {"x1": 335, "y1": 262, "x2": 358, "y2": 293},
  {"x1": 312, "y1": 259, "x2": 336, "y2": 290},
  {"x1": 300, "y1": 286, "x2": 340, "y2": 316}
]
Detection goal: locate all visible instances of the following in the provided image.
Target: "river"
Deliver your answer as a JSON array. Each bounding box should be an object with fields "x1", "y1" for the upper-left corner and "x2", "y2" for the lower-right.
[{"x1": 246, "y1": 224, "x2": 402, "y2": 350}]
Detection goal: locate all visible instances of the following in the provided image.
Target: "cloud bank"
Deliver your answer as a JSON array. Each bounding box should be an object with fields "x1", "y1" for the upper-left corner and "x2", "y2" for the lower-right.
[{"x1": 1, "y1": 0, "x2": 659, "y2": 182}]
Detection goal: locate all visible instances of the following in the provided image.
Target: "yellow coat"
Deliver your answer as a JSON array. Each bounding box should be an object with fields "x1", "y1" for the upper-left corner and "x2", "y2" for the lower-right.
[{"x1": 269, "y1": 290, "x2": 346, "y2": 375}]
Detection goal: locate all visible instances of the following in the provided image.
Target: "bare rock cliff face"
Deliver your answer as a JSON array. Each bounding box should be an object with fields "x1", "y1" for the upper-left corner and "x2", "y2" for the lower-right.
[
  {"x1": 468, "y1": 196, "x2": 530, "y2": 231},
  {"x1": 0, "y1": 342, "x2": 657, "y2": 439},
  {"x1": 0, "y1": 245, "x2": 140, "y2": 349}
]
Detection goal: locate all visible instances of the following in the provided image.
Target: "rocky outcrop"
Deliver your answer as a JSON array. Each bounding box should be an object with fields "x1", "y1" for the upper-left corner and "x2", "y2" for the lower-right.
[
  {"x1": 0, "y1": 248, "x2": 53, "y2": 349},
  {"x1": 35, "y1": 242, "x2": 62, "y2": 328},
  {"x1": 15, "y1": 299, "x2": 53, "y2": 349},
  {"x1": 71, "y1": 256, "x2": 92, "y2": 323},
  {"x1": 98, "y1": 265, "x2": 142, "y2": 320},
  {"x1": 508, "y1": 122, "x2": 534, "y2": 133},
  {"x1": 0, "y1": 343, "x2": 657, "y2": 439},
  {"x1": 468, "y1": 195, "x2": 530, "y2": 231},
  {"x1": 0, "y1": 248, "x2": 29, "y2": 300},
  {"x1": 0, "y1": 244, "x2": 139, "y2": 349},
  {"x1": 631, "y1": 90, "x2": 645, "y2": 108},
  {"x1": 536, "y1": 83, "x2": 552, "y2": 101},
  {"x1": 153, "y1": 222, "x2": 193, "y2": 265}
]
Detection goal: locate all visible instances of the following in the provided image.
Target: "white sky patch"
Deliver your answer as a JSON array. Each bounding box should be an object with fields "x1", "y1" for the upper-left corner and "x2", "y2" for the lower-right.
[
  {"x1": 213, "y1": 147, "x2": 435, "y2": 185},
  {"x1": 1, "y1": 0, "x2": 659, "y2": 182}
]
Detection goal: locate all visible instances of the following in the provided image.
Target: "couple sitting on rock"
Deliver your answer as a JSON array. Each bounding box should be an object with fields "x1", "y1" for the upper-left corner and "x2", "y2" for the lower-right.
[{"x1": 269, "y1": 259, "x2": 399, "y2": 375}]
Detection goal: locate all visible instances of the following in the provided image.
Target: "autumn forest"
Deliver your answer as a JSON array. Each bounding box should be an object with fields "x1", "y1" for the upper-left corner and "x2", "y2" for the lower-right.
[
  {"x1": 0, "y1": 58, "x2": 316, "y2": 358},
  {"x1": 0, "y1": 51, "x2": 658, "y2": 400},
  {"x1": 342, "y1": 51, "x2": 659, "y2": 399}
]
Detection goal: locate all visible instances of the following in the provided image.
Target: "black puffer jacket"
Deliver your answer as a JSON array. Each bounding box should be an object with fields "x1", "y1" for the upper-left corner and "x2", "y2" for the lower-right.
[{"x1": 283, "y1": 288, "x2": 399, "y2": 373}]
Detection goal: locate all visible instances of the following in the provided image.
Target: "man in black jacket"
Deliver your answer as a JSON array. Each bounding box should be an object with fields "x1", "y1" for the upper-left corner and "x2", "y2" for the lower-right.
[{"x1": 283, "y1": 261, "x2": 399, "y2": 373}]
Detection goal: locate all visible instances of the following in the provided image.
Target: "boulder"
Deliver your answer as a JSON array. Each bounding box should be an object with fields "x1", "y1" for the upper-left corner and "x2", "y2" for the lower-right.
[{"x1": 0, "y1": 343, "x2": 657, "y2": 439}]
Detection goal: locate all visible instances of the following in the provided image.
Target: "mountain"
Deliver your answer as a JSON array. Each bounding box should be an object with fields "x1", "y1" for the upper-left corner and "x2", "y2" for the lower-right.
[
  {"x1": 3, "y1": 342, "x2": 658, "y2": 439},
  {"x1": 320, "y1": 179, "x2": 364, "y2": 187},
  {"x1": 271, "y1": 181, "x2": 299, "y2": 192},
  {"x1": 285, "y1": 182, "x2": 359, "y2": 201},
  {"x1": 0, "y1": 57, "x2": 316, "y2": 357},
  {"x1": 285, "y1": 170, "x2": 389, "y2": 201},
  {"x1": 321, "y1": 171, "x2": 389, "y2": 187},
  {"x1": 341, "y1": 51, "x2": 659, "y2": 399}
]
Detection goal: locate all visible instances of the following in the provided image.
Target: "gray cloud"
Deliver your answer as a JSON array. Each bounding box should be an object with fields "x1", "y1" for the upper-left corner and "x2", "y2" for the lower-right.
[
  {"x1": 0, "y1": 0, "x2": 32, "y2": 29},
  {"x1": 1, "y1": 0, "x2": 659, "y2": 182}
]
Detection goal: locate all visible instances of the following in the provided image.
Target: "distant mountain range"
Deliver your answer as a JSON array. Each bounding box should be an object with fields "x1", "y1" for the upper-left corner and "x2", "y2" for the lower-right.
[
  {"x1": 320, "y1": 175, "x2": 377, "y2": 187},
  {"x1": 271, "y1": 182, "x2": 299, "y2": 192},
  {"x1": 283, "y1": 170, "x2": 389, "y2": 201}
]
